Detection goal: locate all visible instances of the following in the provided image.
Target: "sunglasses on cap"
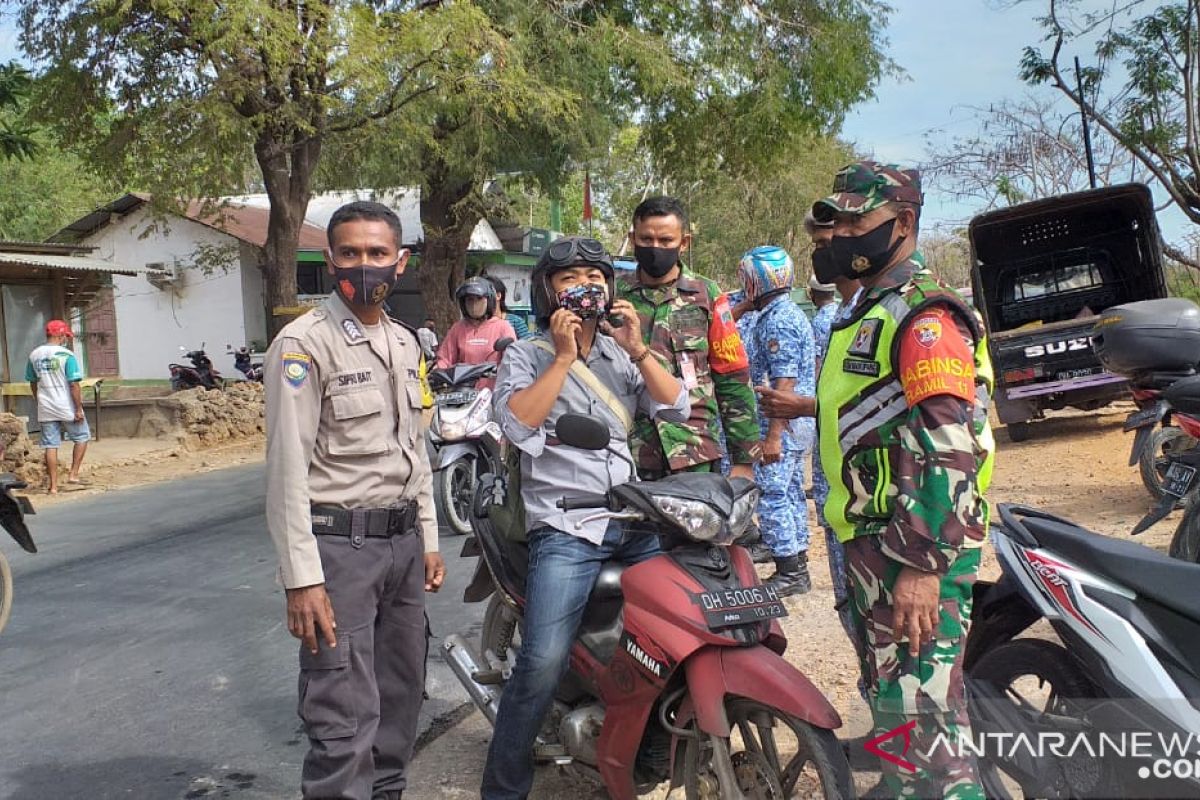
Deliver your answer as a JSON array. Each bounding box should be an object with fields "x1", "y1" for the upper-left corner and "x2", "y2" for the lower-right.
[{"x1": 543, "y1": 237, "x2": 611, "y2": 270}]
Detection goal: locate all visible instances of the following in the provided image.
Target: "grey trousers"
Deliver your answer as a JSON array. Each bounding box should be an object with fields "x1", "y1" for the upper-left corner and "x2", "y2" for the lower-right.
[{"x1": 299, "y1": 531, "x2": 428, "y2": 800}]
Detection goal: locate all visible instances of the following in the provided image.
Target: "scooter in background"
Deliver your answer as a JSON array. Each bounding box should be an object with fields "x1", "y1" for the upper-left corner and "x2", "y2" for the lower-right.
[{"x1": 168, "y1": 344, "x2": 223, "y2": 391}]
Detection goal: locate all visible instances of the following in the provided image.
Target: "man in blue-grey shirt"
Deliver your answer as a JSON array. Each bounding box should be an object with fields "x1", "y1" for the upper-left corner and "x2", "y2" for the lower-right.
[{"x1": 482, "y1": 236, "x2": 687, "y2": 800}]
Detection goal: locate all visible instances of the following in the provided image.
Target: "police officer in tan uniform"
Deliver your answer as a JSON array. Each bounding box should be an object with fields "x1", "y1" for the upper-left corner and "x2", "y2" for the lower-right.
[{"x1": 265, "y1": 201, "x2": 445, "y2": 800}]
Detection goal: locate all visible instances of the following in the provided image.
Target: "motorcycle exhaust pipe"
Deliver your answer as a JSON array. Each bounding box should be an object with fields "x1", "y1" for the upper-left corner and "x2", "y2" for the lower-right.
[{"x1": 442, "y1": 634, "x2": 501, "y2": 725}]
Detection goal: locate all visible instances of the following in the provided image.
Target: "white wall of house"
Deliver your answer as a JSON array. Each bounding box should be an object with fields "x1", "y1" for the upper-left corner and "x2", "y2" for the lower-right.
[
  {"x1": 80, "y1": 206, "x2": 251, "y2": 379},
  {"x1": 238, "y1": 242, "x2": 268, "y2": 352}
]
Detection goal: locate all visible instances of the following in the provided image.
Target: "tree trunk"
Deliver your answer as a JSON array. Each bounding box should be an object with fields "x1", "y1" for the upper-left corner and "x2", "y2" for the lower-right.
[
  {"x1": 255, "y1": 128, "x2": 321, "y2": 341},
  {"x1": 419, "y1": 176, "x2": 476, "y2": 335}
]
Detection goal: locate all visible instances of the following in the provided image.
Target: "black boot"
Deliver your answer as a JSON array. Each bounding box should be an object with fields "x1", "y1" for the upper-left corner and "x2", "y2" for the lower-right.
[
  {"x1": 747, "y1": 540, "x2": 774, "y2": 564},
  {"x1": 766, "y1": 552, "x2": 811, "y2": 597}
]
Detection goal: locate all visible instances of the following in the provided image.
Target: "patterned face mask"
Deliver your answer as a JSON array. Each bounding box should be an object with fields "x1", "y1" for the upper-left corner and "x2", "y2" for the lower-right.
[{"x1": 556, "y1": 283, "x2": 610, "y2": 320}]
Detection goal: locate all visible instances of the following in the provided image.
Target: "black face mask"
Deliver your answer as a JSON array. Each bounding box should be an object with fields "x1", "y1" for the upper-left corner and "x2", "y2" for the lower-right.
[
  {"x1": 811, "y1": 247, "x2": 840, "y2": 285},
  {"x1": 634, "y1": 245, "x2": 680, "y2": 279},
  {"x1": 334, "y1": 265, "x2": 399, "y2": 307},
  {"x1": 829, "y1": 217, "x2": 905, "y2": 279}
]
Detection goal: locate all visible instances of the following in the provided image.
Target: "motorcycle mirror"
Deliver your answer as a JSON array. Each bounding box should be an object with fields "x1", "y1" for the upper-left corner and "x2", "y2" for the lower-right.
[
  {"x1": 554, "y1": 413, "x2": 610, "y2": 451},
  {"x1": 494, "y1": 337, "x2": 513, "y2": 353}
]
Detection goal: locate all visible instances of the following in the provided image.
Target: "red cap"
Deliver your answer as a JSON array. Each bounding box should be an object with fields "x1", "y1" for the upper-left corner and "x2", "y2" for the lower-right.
[{"x1": 45, "y1": 320, "x2": 73, "y2": 338}]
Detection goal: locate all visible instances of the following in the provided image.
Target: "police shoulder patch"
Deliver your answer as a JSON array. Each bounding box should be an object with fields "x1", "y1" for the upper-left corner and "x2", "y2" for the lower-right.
[{"x1": 282, "y1": 352, "x2": 312, "y2": 388}]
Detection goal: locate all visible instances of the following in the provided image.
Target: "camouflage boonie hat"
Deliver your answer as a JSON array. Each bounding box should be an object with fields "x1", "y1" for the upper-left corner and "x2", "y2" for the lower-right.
[{"x1": 812, "y1": 160, "x2": 923, "y2": 222}]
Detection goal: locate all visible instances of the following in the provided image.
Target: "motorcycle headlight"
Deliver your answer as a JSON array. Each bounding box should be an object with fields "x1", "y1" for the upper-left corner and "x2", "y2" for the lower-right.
[
  {"x1": 439, "y1": 419, "x2": 467, "y2": 441},
  {"x1": 728, "y1": 487, "x2": 761, "y2": 537},
  {"x1": 652, "y1": 496, "x2": 724, "y2": 542}
]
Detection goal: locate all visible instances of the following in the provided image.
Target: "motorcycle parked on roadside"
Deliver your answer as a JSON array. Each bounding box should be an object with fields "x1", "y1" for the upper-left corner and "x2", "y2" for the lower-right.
[
  {"x1": 228, "y1": 345, "x2": 263, "y2": 382},
  {"x1": 442, "y1": 413, "x2": 853, "y2": 799},
  {"x1": 0, "y1": 470, "x2": 36, "y2": 636},
  {"x1": 168, "y1": 344, "x2": 223, "y2": 391},
  {"x1": 964, "y1": 503, "x2": 1200, "y2": 799},
  {"x1": 1092, "y1": 299, "x2": 1200, "y2": 553},
  {"x1": 427, "y1": 339, "x2": 511, "y2": 535}
]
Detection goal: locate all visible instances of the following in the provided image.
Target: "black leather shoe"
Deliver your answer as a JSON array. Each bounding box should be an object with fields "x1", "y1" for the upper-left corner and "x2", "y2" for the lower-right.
[{"x1": 765, "y1": 552, "x2": 811, "y2": 597}]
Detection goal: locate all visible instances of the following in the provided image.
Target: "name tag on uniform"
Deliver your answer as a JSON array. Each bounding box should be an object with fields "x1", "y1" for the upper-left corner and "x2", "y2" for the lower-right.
[
  {"x1": 680, "y1": 355, "x2": 698, "y2": 389},
  {"x1": 333, "y1": 367, "x2": 375, "y2": 388},
  {"x1": 843, "y1": 358, "x2": 880, "y2": 377}
]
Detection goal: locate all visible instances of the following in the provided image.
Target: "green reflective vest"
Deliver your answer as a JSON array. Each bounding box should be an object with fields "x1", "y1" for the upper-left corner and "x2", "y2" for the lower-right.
[{"x1": 817, "y1": 270, "x2": 995, "y2": 544}]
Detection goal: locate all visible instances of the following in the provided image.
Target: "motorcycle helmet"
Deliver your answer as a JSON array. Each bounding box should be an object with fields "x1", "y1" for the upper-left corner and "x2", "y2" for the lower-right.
[
  {"x1": 530, "y1": 236, "x2": 615, "y2": 328},
  {"x1": 456, "y1": 277, "x2": 496, "y2": 320},
  {"x1": 738, "y1": 245, "x2": 794, "y2": 303}
]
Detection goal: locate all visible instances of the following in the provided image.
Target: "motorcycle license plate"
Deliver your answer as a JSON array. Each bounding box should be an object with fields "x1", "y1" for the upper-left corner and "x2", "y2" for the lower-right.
[
  {"x1": 1163, "y1": 462, "x2": 1197, "y2": 498},
  {"x1": 437, "y1": 390, "x2": 476, "y2": 406},
  {"x1": 696, "y1": 585, "x2": 788, "y2": 629}
]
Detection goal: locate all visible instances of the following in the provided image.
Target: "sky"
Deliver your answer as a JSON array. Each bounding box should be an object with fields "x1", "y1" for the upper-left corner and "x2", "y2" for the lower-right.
[
  {"x1": 0, "y1": 2, "x2": 1193, "y2": 248},
  {"x1": 841, "y1": 0, "x2": 1192, "y2": 245}
]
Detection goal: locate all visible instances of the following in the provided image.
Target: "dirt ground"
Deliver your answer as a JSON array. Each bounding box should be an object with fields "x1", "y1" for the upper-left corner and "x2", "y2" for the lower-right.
[
  {"x1": 406, "y1": 403, "x2": 1174, "y2": 799},
  {"x1": 26, "y1": 435, "x2": 265, "y2": 507}
]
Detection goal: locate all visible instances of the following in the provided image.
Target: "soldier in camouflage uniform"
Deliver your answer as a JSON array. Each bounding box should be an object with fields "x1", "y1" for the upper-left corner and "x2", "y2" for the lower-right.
[
  {"x1": 812, "y1": 161, "x2": 995, "y2": 799},
  {"x1": 618, "y1": 196, "x2": 761, "y2": 480}
]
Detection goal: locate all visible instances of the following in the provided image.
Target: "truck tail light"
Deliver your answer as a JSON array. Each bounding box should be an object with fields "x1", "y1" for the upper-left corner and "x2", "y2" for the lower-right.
[{"x1": 1003, "y1": 367, "x2": 1037, "y2": 384}]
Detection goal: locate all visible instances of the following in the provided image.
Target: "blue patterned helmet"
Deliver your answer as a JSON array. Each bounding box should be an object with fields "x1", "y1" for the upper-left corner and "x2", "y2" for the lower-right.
[{"x1": 738, "y1": 246, "x2": 794, "y2": 301}]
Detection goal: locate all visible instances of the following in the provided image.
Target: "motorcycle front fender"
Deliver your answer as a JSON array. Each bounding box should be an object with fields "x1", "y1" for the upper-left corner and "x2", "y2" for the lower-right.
[
  {"x1": 681, "y1": 644, "x2": 842, "y2": 738},
  {"x1": 963, "y1": 575, "x2": 1041, "y2": 672},
  {"x1": 436, "y1": 442, "x2": 480, "y2": 470}
]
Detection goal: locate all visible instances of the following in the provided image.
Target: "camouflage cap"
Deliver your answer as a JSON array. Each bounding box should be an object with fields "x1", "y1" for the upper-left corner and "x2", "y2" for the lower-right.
[{"x1": 812, "y1": 160, "x2": 922, "y2": 221}]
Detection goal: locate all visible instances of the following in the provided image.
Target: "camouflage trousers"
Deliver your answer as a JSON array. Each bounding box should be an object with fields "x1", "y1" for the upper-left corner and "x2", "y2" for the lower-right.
[
  {"x1": 753, "y1": 448, "x2": 809, "y2": 558},
  {"x1": 844, "y1": 534, "x2": 984, "y2": 800}
]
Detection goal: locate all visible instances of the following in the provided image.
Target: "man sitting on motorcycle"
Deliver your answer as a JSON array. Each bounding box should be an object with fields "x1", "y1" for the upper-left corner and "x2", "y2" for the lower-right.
[
  {"x1": 436, "y1": 277, "x2": 517, "y2": 388},
  {"x1": 481, "y1": 236, "x2": 688, "y2": 800}
]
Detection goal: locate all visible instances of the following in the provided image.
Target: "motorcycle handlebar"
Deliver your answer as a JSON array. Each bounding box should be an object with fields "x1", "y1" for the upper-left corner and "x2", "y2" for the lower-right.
[{"x1": 557, "y1": 492, "x2": 610, "y2": 511}]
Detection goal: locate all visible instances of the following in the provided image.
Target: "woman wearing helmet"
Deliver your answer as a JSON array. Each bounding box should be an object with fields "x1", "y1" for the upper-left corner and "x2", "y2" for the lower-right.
[
  {"x1": 481, "y1": 274, "x2": 532, "y2": 340},
  {"x1": 435, "y1": 277, "x2": 517, "y2": 382},
  {"x1": 737, "y1": 245, "x2": 818, "y2": 597}
]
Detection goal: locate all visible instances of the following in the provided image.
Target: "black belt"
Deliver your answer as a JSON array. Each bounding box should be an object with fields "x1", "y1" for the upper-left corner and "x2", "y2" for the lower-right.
[{"x1": 311, "y1": 502, "x2": 418, "y2": 543}]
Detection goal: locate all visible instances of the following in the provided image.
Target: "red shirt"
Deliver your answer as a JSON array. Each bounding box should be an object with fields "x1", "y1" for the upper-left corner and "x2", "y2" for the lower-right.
[{"x1": 436, "y1": 317, "x2": 517, "y2": 388}]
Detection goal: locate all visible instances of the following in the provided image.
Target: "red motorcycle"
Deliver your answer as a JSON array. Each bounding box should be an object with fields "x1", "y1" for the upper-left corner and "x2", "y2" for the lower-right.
[{"x1": 443, "y1": 414, "x2": 851, "y2": 799}]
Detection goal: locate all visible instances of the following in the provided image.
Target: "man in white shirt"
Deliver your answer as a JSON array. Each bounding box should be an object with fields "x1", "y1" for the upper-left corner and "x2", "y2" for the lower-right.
[{"x1": 26, "y1": 319, "x2": 90, "y2": 494}]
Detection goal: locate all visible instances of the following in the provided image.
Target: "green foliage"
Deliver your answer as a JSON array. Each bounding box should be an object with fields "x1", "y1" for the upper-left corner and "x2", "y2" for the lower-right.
[
  {"x1": 0, "y1": 61, "x2": 38, "y2": 161},
  {"x1": 1020, "y1": 0, "x2": 1200, "y2": 236},
  {"x1": 0, "y1": 142, "x2": 114, "y2": 241}
]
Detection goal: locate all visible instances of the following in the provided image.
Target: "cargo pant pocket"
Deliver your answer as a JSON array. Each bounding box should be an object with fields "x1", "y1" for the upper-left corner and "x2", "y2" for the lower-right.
[{"x1": 297, "y1": 631, "x2": 358, "y2": 740}]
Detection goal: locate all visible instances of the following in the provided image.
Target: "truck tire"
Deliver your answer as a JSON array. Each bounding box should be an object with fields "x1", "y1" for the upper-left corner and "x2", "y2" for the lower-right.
[{"x1": 1004, "y1": 422, "x2": 1032, "y2": 443}]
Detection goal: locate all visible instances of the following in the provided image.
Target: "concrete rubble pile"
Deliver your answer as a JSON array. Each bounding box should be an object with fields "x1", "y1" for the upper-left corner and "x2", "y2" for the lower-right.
[{"x1": 172, "y1": 382, "x2": 265, "y2": 447}]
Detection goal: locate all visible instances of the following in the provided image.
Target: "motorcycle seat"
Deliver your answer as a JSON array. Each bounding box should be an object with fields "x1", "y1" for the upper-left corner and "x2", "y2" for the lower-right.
[
  {"x1": 1021, "y1": 515, "x2": 1200, "y2": 622},
  {"x1": 1164, "y1": 374, "x2": 1200, "y2": 416}
]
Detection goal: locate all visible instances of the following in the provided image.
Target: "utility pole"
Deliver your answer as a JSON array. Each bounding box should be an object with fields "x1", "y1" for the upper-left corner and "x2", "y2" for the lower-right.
[{"x1": 1075, "y1": 56, "x2": 1098, "y2": 189}]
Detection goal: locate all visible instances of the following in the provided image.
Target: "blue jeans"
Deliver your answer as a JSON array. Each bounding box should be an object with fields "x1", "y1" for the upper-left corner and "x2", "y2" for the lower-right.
[{"x1": 480, "y1": 521, "x2": 660, "y2": 800}]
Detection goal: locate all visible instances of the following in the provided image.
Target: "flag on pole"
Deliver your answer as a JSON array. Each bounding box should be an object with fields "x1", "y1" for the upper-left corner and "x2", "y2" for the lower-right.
[{"x1": 583, "y1": 171, "x2": 594, "y2": 233}]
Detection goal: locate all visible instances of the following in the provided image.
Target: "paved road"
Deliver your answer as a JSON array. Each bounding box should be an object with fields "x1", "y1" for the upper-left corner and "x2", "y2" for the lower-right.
[{"x1": 0, "y1": 466, "x2": 484, "y2": 800}]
